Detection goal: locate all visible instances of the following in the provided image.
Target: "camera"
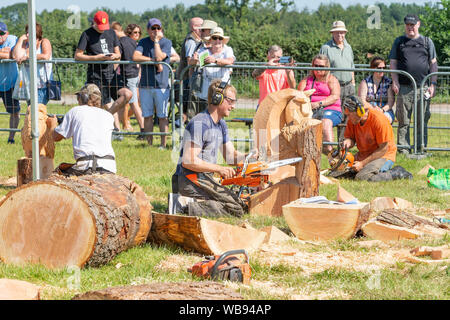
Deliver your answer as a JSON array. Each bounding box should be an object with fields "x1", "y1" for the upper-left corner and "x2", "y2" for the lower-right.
[{"x1": 278, "y1": 56, "x2": 292, "y2": 64}]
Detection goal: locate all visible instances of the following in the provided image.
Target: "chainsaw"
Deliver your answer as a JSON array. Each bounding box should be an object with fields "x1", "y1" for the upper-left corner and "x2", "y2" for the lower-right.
[
  {"x1": 188, "y1": 249, "x2": 251, "y2": 285},
  {"x1": 327, "y1": 146, "x2": 355, "y2": 178},
  {"x1": 220, "y1": 151, "x2": 303, "y2": 198}
]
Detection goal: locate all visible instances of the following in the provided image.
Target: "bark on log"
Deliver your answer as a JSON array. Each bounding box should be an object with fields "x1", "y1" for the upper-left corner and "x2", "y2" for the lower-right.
[
  {"x1": 72, "y1": 282, "x2": 243, "y2": 300},
  {"x1": 0, "y1": 174, "x2": 152, "y2": 269},
  {"x1": 148, "y1": 212, "x2": 266, "y2": 255},
  {"x1": 282, "y1": 201, "x2": 371, "y2": 240},
  {"x1": 376, "y1": 209, "x2": 442, "y2": 229}
]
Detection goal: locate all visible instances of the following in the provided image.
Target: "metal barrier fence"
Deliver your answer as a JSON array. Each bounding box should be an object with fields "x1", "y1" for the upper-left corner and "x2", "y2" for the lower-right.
[
  {"x1": 0, "y1": 58, "x2": 177, "y2": 147},
  {"x1": 177, "y1": 63, "x2": 450, "y2": 155}
]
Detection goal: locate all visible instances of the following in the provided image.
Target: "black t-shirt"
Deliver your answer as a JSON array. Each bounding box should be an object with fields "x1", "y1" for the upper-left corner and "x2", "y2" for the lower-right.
[
  {"x1": 118, "y1": 36, "x2": 139, "y2": 79},
  {"x1": 77, "y1": 27, "x2": 120, "y2": 82},
  {"x1": 389, "y1": 35, "x2": 437, "y2": 85}
]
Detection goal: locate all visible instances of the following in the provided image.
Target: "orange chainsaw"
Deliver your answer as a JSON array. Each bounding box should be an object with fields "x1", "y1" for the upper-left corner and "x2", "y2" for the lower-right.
[
  {"x1": 221, "y1": 151, "x2": 302, "y2": 198},
  {"x1": 327, "y1": 146, "x2": 355, "y2": 178}
]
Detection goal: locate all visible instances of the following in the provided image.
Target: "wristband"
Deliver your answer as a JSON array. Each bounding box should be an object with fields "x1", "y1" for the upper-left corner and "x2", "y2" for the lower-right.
[
  {"x1": 154, "y1": 41, "x2": 159, "y2": 44},
  {"x1": 431, "y1": 81, "x2": 437, "y2": 85}
]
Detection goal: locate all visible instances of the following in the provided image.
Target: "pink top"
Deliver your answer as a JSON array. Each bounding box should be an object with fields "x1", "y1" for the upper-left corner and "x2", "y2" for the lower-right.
[
  {"x1": 305, "y1": 76, "x2": 341, "y2": 112},
  {"x1": 256, "y1": 69, "x2": 290, "y2": 104}
]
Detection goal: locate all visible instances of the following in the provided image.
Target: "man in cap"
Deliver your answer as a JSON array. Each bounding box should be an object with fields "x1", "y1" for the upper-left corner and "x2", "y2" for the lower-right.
[
  {"x1": 389, "y1": 14, "x2": 438, "y2": 154},
  {"x1": 0, "y1": 22, "x2": 20, "y2": 144},
  {"x1": 133, "y1": 18, "x2": 172, "y2": 149},
  {"x1": 75, "y1": 11, "x2": 132, "y2": 139},
  {"x1": 340, "y1": 95, "x2": 406, "y2": 182},
  {"x1": 49, "y1": 84, "x2": 124, "y2": 176}
]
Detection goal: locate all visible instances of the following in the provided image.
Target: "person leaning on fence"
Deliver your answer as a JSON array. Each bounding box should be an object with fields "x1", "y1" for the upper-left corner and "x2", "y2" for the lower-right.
[
  {"x1": 340, "y1": 95, "x2": 408, "y2": 182},
  {"x1": 132, "y1": 18, "x2": 172, "y2": 149},
  {"x1": 252, "y1": 45, "x2": 296, "y2": 108},
  {"x1": 48, "y1": 84, "x2": 123, "y2": 176},
  {"x1": 0, "y1": 22, "x2": 19, "y2": 144},
  {"x1": 389, "y1": 14, "x2": 438, "y2": 154},
  {"x1": 297, "y1": 54, "x2": 342, "y2": 155},
  {"x1": 358, "y1": 56, "x2": 395, "y2": 125},
  {"x1": 111, "y1": 21, "x2": 145, "y2": 135},
  {"x1": 74, "y1": 11, "x2": 132, "y2": 140},
  {"x1": 172, "y1": 79, "x2": 251, "y2": 218},
  {"x1": 12, "y1": 23, "x2": 53, "y2": 106},
  {"x1": 190, "y1": 27, "x2": 235, "y2": 115}
]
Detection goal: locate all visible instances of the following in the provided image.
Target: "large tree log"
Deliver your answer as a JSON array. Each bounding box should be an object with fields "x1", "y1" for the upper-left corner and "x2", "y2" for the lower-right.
[
  {"x1": 282, "y1": 201, "x2": 371, "y2": 240},
  {"x1": 17, "y1": 156, "x2": 54, "y2": 187},
  {"x1": 73, "y1": 282, "x2": 243, "y2": 300},
  {"x1": 0, "y1": 174, "x2": 152, "y2": 269},
  {"x1": 148, "y1": 213, "x2": 266, "y2": 255}
]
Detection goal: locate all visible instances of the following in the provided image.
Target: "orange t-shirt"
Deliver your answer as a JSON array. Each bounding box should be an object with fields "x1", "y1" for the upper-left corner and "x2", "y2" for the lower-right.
[
  {"x1": 256, "y1": 69, "x2": 290, "y2": 104},
  {"x1": 344, "y1": 108, "x2": 397, "y2": 162}
]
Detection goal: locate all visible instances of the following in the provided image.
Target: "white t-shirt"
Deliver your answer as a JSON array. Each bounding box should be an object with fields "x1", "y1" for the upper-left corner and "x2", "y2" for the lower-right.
[
  {"x1": 197, "y1": 45, "x2": 235, "y2": 100},
  {"x1": 55, "y1": 105, "x2": 116, "y2": 173}
]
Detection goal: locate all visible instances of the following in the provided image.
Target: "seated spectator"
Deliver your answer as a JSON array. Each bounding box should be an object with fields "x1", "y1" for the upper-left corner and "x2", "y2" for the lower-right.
[
  {"x1": 358, "y1": 56, "x2": 395, "y2": 124},
  {"x1": 190, "y1": 27, "x2": 235, "y2": 114},
  {"x1": 0, "y1": 22, "x2": 20, "y2": 144},
  {"x1": 252, "y1": 45, "x2": 296, "y2": 107},
  {"x1": 297, "y1": 54, "x2": 342, "y2": 154},
  {"x1": 12, "y1": 23, "x2": 53, "y2": 105}
]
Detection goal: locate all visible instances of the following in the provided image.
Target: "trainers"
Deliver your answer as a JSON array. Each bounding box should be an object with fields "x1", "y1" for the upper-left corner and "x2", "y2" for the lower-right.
[
  {"x1": 112, "y1": 129, "x2": 124, "y2": 141},
  {"x1": 7, "y1": 138, "x2": 15, "y2": 144},
  {"x1": 158, "y1": 145, "x2": 166, "y2": 150}
]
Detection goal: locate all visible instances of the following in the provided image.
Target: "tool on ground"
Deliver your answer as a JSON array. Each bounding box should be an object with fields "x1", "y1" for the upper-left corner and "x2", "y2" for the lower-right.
[
  {"x1": 188, "y1": 249, "x2": 251, "y2": 284},
  {"x1": 433, "y1": 217, "x2": 450, "y2": 224},
  {"x1": 327, "y1": 146, "x2": 355, "y2": 178},
  {"x1": 220, "y1": 152, "x2": 302, "y2": 198}
]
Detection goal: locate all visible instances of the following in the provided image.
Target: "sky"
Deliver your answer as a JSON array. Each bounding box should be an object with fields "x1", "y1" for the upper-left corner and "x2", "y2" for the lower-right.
[{"x1": 0, "y1": 0, "x2": 442, "y2": 14}]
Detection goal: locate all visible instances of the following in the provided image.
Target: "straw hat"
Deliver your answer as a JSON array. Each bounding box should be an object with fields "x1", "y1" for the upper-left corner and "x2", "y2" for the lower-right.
[
  {"x1": 195, "y1": 20, "x2": 217, "y2": 30},
  {"x1": 204, "y1": 27, "x2": 230, "y2": 44},
  {"x1": 330, "y1": 21, "x2": 348, "y2": 33}
]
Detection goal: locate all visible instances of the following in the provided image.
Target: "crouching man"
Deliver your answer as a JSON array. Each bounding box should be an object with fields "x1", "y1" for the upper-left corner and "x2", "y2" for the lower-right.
[
  {"x1": 48, "y1": 84, "x2": 124, "y2": 176},
  {"x1": 172, "y1": 79, "x2": 249, "y2": 217},
  {"x1": 342, "y1": 95, "x2": 405, "y2": 182}
]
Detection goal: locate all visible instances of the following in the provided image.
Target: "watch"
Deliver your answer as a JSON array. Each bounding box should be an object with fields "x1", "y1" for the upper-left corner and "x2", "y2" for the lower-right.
[
  {"x1": 154, "y1": 41, "x2": 159, "y2": 44},
  {"x1": 319, "y1": 101, "x2": 323, "y2": 107}
]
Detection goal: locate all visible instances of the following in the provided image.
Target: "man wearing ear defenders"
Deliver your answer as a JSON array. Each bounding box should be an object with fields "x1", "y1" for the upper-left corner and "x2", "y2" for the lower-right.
[
  {"x1": 341, "y1": 95, "x2": 399, "y2": 182},
  {"x1": 172, "y1": 79, "x2": 252, "y2": 217}
]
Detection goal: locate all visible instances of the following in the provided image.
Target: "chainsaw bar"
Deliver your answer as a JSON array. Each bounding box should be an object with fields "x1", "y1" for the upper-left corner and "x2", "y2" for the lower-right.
[{"x1": 261, "y1": 157, "x2": 303, "y2": 173}]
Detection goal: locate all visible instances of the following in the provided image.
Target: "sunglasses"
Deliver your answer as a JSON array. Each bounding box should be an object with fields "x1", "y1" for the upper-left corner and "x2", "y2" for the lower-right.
[
  {"x1": 224, "y1": 96, "x2": 236, "y2": 104},
  {"x1": 132, "y1": 31, "x2": 141, "y2": 34},
  {"x1": 376, "y1": 66, "x2": 385, "y2": 70},
  {"x1": 211, "y1": 36, "x2": 223, "y2": 41},
  {"x1": 0, "y1": 31, "x2": 6, "y2": 36},
  {"x1": 313, "y1": 64, "x2": 326, "y2": 68},
  {"x1": 151, "y1": 26, "x2": 161, "y2": 31}
]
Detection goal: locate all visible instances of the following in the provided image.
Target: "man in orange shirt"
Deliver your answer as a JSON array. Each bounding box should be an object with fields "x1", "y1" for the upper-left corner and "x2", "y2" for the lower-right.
[
  {"x1": 252, "y1": 45, "x2": 296, "y2": 107},
  {"x1": 342, "y1": 95, "x2": 411, "y2": 181}
]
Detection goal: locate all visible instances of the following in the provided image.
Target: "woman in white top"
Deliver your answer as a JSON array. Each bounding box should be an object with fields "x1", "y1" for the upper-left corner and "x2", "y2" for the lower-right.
[
  {"x1": 12, "y1": 23, "x2": 53, "y2": 105},
  {"x1": 190, "y1": 27, "x2": 235, "y2": 113}
]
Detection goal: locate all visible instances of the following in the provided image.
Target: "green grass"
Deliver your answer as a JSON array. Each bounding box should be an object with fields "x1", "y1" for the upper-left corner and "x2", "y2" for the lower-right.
[{"x1": 0, "y1": 105, "x2": 449, "y2": 300}]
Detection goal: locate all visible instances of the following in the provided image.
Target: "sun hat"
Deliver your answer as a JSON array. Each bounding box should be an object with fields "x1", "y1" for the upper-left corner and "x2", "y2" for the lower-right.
[
  {"x1": 196, "y1": 20, "x2": 217, "y2": 30},
  {"x1": 147, "y1": 18, "x2": 162, "y2": 29},
  {"x1": 93, "y1": 11, "x2": 110, "y2": 31},
  {"x1": 204, "y1": 27, "x2": 230, "y2": 44},
  {"x1": 329, "y1": 21, "x2": 348, "y2": 33}
]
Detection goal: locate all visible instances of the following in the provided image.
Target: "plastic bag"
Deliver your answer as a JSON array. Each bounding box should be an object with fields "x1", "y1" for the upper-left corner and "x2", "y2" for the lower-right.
[
  {"x1": 427, "y1": 168, "x2": 450, "y2": 190},
  {"x1": 12, "y1": 64, "x2": 31, "y2": 101}
]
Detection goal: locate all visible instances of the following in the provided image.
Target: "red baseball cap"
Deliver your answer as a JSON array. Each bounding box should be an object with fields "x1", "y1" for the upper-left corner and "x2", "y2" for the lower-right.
[{"x1": 93, "y1": 11, "x2": 110, "y2": 31}]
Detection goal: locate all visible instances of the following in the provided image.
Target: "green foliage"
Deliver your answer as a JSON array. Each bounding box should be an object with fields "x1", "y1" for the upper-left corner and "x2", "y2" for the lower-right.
[{"x1": 421, "y1": 0, "x2": 450, "y2": 64}]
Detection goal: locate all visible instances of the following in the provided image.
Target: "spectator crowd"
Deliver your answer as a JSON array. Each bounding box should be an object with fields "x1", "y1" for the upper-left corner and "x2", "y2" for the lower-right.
[{"x1": 0, "y1": 11, "x2": 438, "y2": 157}]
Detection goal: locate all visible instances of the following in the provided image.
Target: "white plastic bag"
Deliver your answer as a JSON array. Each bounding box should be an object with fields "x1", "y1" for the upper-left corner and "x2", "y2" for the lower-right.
[{"x1": 12, "y1": 64, "x2": 31, "y2": 101}]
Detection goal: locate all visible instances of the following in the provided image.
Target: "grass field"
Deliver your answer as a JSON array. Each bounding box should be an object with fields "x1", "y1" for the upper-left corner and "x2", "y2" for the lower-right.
[{"x1": 0, "y1": 105, "x2": 449, "y2": 300}]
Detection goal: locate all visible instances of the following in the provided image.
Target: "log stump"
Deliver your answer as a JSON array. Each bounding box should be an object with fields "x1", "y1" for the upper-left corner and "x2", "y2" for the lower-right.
[{"x1": 0, "y1": 174, "x2": 152, "y2": 269}]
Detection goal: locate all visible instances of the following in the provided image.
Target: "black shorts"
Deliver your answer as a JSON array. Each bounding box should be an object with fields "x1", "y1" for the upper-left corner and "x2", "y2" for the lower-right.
[
  {"x1": 0, "y1": 88, "x2": 20, "y2": 114},
  {"x1": 89, "y1": 75, "x2": 125, "y2": 106}
]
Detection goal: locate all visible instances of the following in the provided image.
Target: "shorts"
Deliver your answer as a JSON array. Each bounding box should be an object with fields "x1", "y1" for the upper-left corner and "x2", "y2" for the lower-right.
[
  {"x1": 139, "y1": 87, "x2": 170, "y2": 118},
  {"x1": 0, "y1": 88, "x2": 20, "y2": 114},
  {"x1": 323, "y1": 109, "x2": 343, "y2": 127},
  {"x1": 125, "y1": 76, "x2": 139, "y2": 104}
]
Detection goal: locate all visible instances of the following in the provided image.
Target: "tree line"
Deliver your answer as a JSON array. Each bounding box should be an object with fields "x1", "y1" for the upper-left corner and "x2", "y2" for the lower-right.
[{"x1": 0, "y1": 1, "x2": 448, "y2": 65}]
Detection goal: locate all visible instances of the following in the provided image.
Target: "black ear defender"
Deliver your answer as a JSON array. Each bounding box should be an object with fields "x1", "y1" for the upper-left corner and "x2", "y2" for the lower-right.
[
  {"x1": 349, "y1": 95, "x2": 365, "y2": 117},
  {"x1": 211, "y1": 80, "x2": 228, "y2": 106},
  {"x1": 76, "y1": 92, "x2": 89, "y2": 105}
]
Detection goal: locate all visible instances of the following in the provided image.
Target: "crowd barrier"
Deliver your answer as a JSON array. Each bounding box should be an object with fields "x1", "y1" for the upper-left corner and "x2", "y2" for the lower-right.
[{"x1": 1, "y1": 59, "x2": 449, "y2": 155}]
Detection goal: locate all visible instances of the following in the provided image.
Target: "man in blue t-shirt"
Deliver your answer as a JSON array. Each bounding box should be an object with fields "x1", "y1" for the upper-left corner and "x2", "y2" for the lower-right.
[
  {"x1": 0, "y1": 22, "x2": 20, "y2": 144},
  {"x1": 133, "y1": 18, "x2": 172, "y2": 149},
  {"x1": 172, "y1": 79, "x2": 249, "y2": 217}
]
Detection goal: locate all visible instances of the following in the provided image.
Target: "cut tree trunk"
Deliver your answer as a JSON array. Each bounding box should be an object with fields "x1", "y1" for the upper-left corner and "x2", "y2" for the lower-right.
[
  {"x1": 0, "y1": 174, "x2": 152, "y2": 269},
  {"x1": 0, "y1": 279, "x2": 40, "y2": 300},
  {"x1": 282, "y1": 201, "x2": 371, "y2": 241},
  {"x1": 17, "y1": 156, "x2": 54, "y2": 187},
  {"x1": 362, "y1": 221, "x2": 422, "y2": 241},
  {"x1": 148, "y1": 213, "x2": 266, "y2": 255},
  {"x1": 72, "y1": 282, "x2": 243, "y2": 300}
]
